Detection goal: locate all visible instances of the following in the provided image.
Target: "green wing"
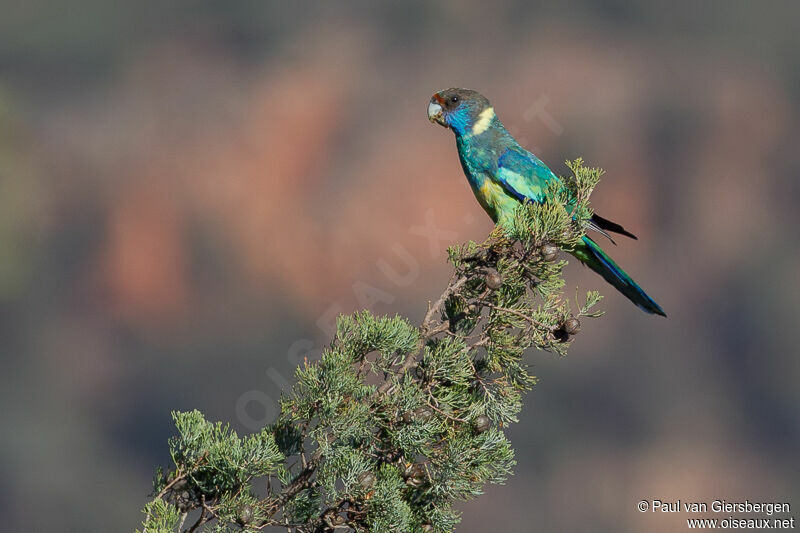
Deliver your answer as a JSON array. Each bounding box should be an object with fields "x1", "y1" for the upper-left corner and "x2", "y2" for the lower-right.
[
  {"x1": 495, "y1": 146, "x2": 634, "y2": 243},
  {"x1": 494, "y1": 146, "x2": 561, "y2": 204}
]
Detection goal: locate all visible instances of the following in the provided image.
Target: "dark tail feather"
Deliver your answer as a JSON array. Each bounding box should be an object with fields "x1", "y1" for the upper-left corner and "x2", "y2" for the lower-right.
[
  {"x1": 591, "y1": 213, "x2": 638, "y2": 240},
  {"x1": 573, "y1": 236, "x2": 666, "y2": 316}
]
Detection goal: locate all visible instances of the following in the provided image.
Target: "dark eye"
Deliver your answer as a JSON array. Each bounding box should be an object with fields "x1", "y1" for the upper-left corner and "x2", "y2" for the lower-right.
[{"x1": 450, "y1": 96, "x2": 459, "y2": 104}]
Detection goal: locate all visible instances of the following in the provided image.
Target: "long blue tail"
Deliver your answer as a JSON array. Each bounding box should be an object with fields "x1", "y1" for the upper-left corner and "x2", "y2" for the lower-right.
[{"x1": 572, "y1": 235, "x2": 666, "y2": 316}]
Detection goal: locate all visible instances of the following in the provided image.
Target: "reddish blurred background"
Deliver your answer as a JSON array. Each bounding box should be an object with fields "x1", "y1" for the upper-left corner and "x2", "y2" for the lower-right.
[{"x1": 1, "y1": 2, "x2": 798, "y2": 532}]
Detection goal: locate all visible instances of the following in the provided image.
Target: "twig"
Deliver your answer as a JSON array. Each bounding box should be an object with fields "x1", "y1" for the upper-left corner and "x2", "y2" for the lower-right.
[
  {"x1": 485, "y1": 303, "x2": 556, "y2": 331},
  {"x1": 154, "y1": 471, "x2": 186, "y2": 500},
  {"x1": 377, "y1": 275, "x2": 468, "y2": 394},
  {"x1": 425, "y1": 399, "x2": 467, "y2": 423}
]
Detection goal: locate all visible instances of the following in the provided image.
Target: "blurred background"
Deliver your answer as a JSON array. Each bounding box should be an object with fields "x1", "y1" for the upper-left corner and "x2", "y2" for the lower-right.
[{"x1": 1, "y1": 1, "x2": 798, "y2": 532}]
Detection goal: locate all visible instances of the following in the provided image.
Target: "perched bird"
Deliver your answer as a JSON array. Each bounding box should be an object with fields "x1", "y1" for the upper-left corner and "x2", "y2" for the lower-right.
[{"x1": 427, "y1": 88, "x2": 665, "y2": 316}]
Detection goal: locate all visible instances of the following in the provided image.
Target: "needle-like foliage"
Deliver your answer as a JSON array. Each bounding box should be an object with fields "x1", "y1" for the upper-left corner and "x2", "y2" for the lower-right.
[{"x1": 137, "y1": 160, "x2": 605, "y2": 533}]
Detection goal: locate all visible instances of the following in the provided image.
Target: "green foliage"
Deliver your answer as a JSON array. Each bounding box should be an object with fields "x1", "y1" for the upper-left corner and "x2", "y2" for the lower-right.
[
  {"x1": 363, "y1": 465, "x2": 415, "y2": 532},
  {"x1": 138, "y1": 160, "x2": 606, "y2": 532},
  {"x1": 136, "y1": 499, "x2": 181, "y2": 533},
  {"x1": 162, "y1": 410, "x2": 283, "y2": 497},
  {"x1": 335, "y1": 312, "x2": 420, "y2": 369}
]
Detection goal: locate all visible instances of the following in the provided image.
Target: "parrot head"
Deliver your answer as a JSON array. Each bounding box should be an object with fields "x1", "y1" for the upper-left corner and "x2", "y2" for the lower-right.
[{"x1": 428, "y1": 88, "x2": 493, "y2": 136}]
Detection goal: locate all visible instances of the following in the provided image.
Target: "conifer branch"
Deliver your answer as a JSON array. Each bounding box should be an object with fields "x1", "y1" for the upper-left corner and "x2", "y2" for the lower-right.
[
  {"x1": 136, "y1": 160, "x2": 606, "y2": 533},
  {"x1": 378, "y1": 274, "x2": 468, "y2": 395}
]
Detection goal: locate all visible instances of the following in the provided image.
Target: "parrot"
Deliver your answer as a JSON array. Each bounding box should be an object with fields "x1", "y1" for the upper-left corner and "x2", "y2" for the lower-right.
[{"x1": 427, "y1": 88, "x2": 665, "y2": 316}]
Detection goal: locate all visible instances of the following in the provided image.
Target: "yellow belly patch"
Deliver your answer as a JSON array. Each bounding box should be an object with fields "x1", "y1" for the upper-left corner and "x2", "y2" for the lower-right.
[{"x1": 476, "y1": 179, "x2": 506, "y2": 220}]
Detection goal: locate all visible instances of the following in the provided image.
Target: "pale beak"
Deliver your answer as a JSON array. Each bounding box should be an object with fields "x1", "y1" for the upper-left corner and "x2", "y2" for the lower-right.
[{"x1": 428, "y1": 100, "x2": 445, "y2": 126}]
